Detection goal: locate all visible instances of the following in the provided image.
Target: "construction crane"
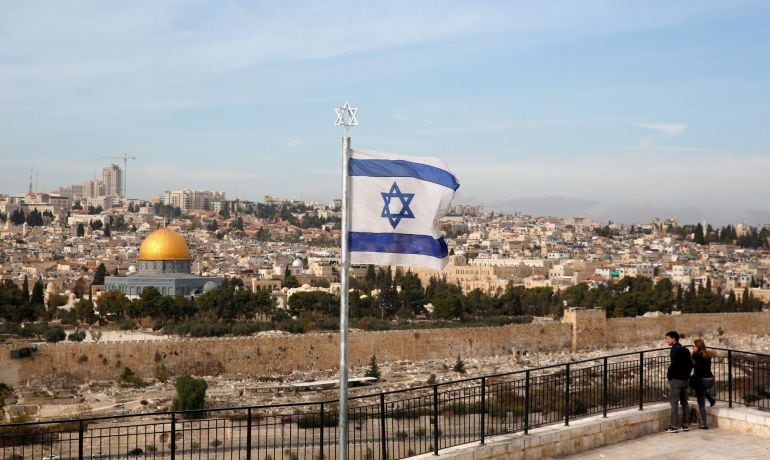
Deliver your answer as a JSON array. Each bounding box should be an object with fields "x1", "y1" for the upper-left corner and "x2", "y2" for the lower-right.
[{"x1": 102, "y1": 153, "x2": 136, "y2": 199}]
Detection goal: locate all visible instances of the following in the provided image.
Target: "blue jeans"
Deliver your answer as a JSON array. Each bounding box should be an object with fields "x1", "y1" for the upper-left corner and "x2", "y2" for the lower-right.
[{"x1": 669, "y1": 379, "x2": 689, "y2": 427}]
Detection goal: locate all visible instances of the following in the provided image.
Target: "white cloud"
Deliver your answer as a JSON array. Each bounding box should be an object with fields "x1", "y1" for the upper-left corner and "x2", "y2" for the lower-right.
[
  {"x1": 285, "y1": 140, "x2": 303, "y2": 148},
  {"x1": 636, "y1": 122, "x2": 688, "y2": 136}
]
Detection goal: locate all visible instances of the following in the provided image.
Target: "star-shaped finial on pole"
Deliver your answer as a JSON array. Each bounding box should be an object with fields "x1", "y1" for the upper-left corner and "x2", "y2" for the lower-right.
[{"x1": 335, "y1": 101, "x2": 358, "y2": 137}]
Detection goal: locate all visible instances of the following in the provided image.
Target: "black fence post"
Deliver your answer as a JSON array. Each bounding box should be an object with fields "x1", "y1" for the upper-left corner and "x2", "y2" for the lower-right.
[
  {"x1": 319, "y1": 403, "x2": 325, "y2": 460},
  {"x1": 728, "y1": 350, "x2": 734, "y2": 408},
  {"x1": 524, "y1": 370, "x2": 531, "y2": 435},
  {"x1": 603, "y1": 357, "x2": 609, "y2": 417},
  {"x1": 433, "y1": 385, "x2": 440, "y2": 456},
  {"x1": 564, "y1": 364, "x2": 570, "y2": 426},
  {"x1": 171, "y1": 411, "x2": 176, "y2": 460},
  {"x1": 380, "y1": 393, "x2": 388, "y2": 460},
  {"x1": 480, "y1": 377, "x2": 486, "y2": 445},
  {"x1": 638, "y1": 351, "x2": 644, "y2": 411},
  {"x1": 78, "y1": 419, "x2": 84, "y2": 460},
  {"x1": 246, "y1": 407, "x2": 253, "y2": 460}
]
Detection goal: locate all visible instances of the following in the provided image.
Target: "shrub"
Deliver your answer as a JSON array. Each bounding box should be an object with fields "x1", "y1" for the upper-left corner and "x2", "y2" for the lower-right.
[
  {"x1": 395, "y1": 430, "x2": 409, "y2": 440},
  {"x1": 276, "y1": 319, "x2": 304, "y2": 334},
  {"x1": 296, "y1": 412, "x2": 339, "y2": 428},
  {"x1": 442, "y1": 402, "x2": 480, "y2": 416},
  {"x1": 156, "y1": 364, "x2": 170, "y2": 383},
  {"x1": 365, "y1": 355, "x2": 381, "y2": 380},
  {"x1": 173, "y1": 375, "x2": 207, "y2": 418},
  {"x1": 119, "y1": 319, "x2": 137, "y2": 330},
  {"x1": 453, "y1": 355, "x2": 466, "y2": 374},
  {"x1": 119, "y1": 367, "x2": 144, "y2": 388},
  {"x1": 68, "y1": 330, "x2": 86, "y2": 342},
  {"x1": 414, "y1": 427, "x2": 427, "y2": 437},
  {"x1": 231, "y1": 322, "x2": 272, "y2": 336},
  {"x1": 77, "y1": 354, "x2": 88, "y2": 364},
  {"x1": 44, "y1": 327, "x2": 66, "y2": 343},
  {"x1": 427, "y1": 374, "x2": 437, "y2": 385},
  {"x1": 189, "y1": 322, "x2": 230, "y2": 337},
  {"x1": 210, "y1": 439, "x2": 223, "y2": 448},
  {"x1": 744, "y1": 394, "x2": 761, "y2": 403},
  {"x1": 314, "y1": 318, "x2": 340, "y2": 330},
  {"x1": 572, "y1": 399, "x2": 588, "y2": 415}
]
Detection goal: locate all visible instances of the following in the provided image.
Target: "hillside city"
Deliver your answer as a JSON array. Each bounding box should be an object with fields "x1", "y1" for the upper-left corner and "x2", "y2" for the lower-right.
[{"x1": 1, "y1": 163, "x2": 769, "y2": 344}]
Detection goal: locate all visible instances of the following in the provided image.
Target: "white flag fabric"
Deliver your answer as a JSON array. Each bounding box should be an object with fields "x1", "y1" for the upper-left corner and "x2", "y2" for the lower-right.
[{"x1": 349, "y1": 149, "x2": 459, "y2": 270}]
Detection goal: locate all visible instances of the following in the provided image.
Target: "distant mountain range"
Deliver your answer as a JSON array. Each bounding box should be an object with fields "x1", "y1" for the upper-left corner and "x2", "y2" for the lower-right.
[{"x1": 489, "y1": 195, "x2": 770, "y2": 226}]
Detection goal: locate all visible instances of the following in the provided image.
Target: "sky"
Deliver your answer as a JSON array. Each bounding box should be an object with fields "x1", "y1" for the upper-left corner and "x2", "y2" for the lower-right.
[{"x1": 1, "y1": 0, "x2": 769, "y2": 225}]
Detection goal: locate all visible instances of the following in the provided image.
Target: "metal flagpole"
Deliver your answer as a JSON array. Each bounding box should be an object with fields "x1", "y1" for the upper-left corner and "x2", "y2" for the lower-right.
[{"x1": 335, "y1": 102, "x2": 357, "y2": 459}]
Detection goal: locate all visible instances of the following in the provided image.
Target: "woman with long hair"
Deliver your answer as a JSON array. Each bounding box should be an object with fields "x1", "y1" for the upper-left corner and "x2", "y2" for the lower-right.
[{"x1": 691, "y1": 339, "x2": 716, "y2": 429}]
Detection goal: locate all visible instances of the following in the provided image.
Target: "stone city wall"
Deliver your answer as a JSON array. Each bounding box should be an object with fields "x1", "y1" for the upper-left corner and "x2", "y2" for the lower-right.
[
  {"x1": 0, "y1": 322, "x2": 571, "y2": 386},
  {"x1": 1, "y1": 311, "x2": 767, "y2": 386},
  {"x1": 604, "y1": 312, "x2": 770, "y2": 346}
]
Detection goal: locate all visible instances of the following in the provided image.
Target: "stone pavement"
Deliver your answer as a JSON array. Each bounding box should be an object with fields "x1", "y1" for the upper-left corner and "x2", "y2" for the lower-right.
[{"x1": 566, "y1": 427, "x2": 770, "y2": 459}]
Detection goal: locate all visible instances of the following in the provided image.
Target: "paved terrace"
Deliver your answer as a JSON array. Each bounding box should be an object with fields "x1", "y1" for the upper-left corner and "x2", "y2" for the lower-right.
[
  {"x1": 414, "y1": 403, "x2": 770, "y2": 459},
  {"x1": 567, "y1": 428, "x2": 770, "y2": 459}
]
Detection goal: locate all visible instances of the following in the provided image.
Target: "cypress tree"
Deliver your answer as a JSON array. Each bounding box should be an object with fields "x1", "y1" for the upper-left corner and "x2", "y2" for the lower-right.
[{"x1": 22, "y1": 276, "x2": 29, "y2": 301}]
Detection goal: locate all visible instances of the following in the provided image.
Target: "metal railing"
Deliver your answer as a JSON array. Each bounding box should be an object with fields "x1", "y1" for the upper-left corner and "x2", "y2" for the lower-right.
[{"x1": 1, "y1": 346, "x2": 768, "y2": 459}]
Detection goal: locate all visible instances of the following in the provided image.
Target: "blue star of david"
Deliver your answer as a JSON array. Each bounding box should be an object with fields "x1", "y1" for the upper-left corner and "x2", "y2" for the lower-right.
[{"x1": 381, "y1": 182, "x2": 415, "y2": 229}]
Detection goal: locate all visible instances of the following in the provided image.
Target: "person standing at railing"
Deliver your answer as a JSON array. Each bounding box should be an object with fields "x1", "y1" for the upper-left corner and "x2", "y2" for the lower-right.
[
  {"x1": 665, "y1": 331, "x2": 692, "y2": 433},
  {"x1": 691, "y1": 338, "x2": 716, "y2": 429}
]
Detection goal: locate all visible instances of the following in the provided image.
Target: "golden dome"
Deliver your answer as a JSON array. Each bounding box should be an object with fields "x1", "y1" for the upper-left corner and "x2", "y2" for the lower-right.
[{"x1": 138, "y1": 228, "x2": 190, "y2": 261}]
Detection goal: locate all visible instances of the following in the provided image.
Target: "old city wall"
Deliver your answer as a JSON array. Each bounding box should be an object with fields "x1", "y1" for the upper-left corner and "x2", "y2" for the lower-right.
[
  {"x1": 1, "y1": 311, "x2": 767, "y2": 386},
  {"x1": 0, "y1": 322, "x2": 571, "y2": 386},
  {"x1": 604, "y1": 312, "x2": 770, "y2": 346}
]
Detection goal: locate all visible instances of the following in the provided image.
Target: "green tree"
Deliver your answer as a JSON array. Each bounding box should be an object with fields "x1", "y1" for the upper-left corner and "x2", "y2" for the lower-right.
[
  {"x1": 44, "y1": 327, "x2": 66, "y2": 343},
  {"x1": 74, "y1": 299, "x2": 98, "y2": 325},
  {"x1": 67, "y1": 330, "x2": 86, "y2": 342},
  {"x1": 76, "y1": 223, "x2": 85, "y2": 237},
  {"x1": 173, "y1": 375, "x2": 208, "y2": 417},
  {"x1": 30, "y1": 280, "x2": 45, "y2": 307},
  {"x1": 365, "y1": 355, "x2": 381, "y2": 380},
  {"x1": 453, "y1": 355, "x2": 466, "y2": 374},
  {"x1": 22, "y1": 276, "x2": 29, "y2": 302},
  {"x1": 119, "y1": 367, "x2": 144, "y2": 388},
  {"x1": 92, "y1": 263, "x2": 108, "y2": 286},
  {"x1": 288, "y1": 291, "x2": 337, "y2": 318},
  {"x1": 284, "y1": 275, "x2": 300, "y2": 289},
  {"x1": 99, "y1": 290, "x2": 131, "y2": 320},
  {"x1": 694, "y1": 223, "x2": 706, "y2": 245}
]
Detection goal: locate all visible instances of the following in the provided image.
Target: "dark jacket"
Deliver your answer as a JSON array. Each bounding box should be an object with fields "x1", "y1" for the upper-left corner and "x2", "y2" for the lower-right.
[
  {"x1": 668, "y1": 343, "x2": 692, "y2": 380},
  {"x1": 692, "y1": 351, "x2": 714, "y2": 379}
]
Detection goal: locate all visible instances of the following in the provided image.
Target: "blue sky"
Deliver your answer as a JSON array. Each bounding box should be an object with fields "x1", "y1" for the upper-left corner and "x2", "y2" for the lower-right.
[{"x1": 1, "y1": 0, "x2": 769, "y2": 224}]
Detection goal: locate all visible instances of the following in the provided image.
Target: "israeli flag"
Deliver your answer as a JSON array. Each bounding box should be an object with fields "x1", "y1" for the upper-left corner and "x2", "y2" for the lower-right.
[{"x1": 349, "y1": 149, "x2": 460, "y2": 270}]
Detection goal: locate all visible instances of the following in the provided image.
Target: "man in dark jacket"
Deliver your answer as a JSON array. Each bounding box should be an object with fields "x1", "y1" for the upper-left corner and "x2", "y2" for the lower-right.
[{"x1": 665, "y1": 331, "x2": 692, "y2": 432}]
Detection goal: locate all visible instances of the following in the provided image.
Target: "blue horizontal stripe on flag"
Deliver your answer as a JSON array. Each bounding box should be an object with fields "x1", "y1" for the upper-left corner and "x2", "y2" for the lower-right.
[
  {"x1": 350, "y1": 159, "x2": 460, "y2": 190},
  {"x1": 350, "y1": 232, "x2": 449, "y2": 259}
]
